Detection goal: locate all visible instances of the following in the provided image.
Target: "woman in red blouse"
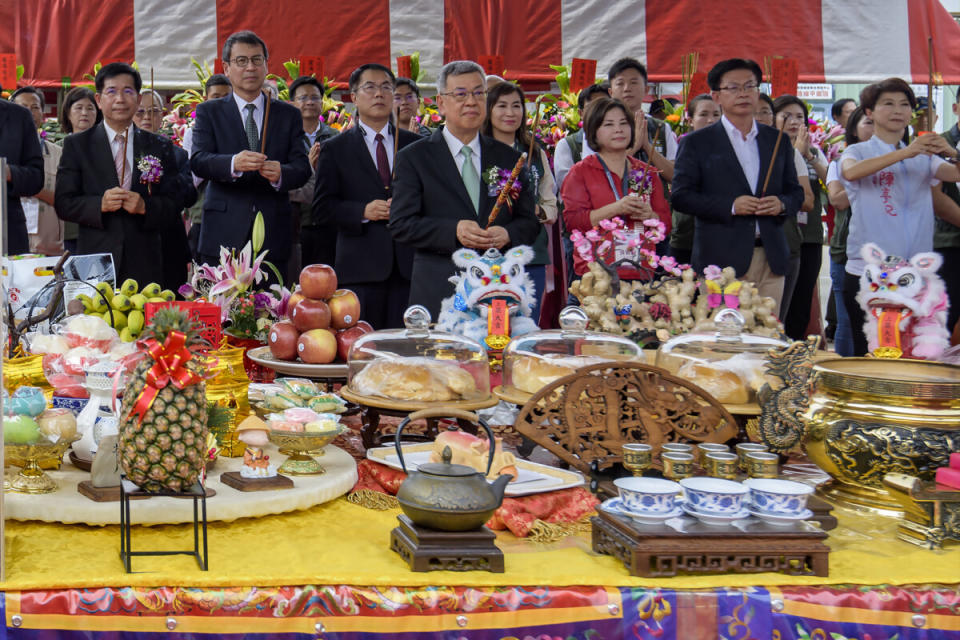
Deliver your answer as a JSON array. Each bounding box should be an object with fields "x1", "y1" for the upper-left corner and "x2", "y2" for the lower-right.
[{"x1": 561, "y1": 97, "x2": 670, "y2": 279}]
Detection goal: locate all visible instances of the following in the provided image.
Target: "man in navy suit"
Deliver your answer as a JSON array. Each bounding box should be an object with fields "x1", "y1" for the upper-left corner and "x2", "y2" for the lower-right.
[
  {"x1": 55, "y1": 63, "x2": 182, "y2": 284},
  {"x1": 389, "y1": 61, "x2": 540, "y2": 319},
  {"x1": 313, "y1": 63, "x2": 420, "y2": 329},
  {"x1": 672, "y1": 58, "x2": 804, "y2": 310},
  {"x1": 0, "y1": 98, "x2": 44, "y2": 254},
  {"x1": 190, "y1": 30, "x2": 310, "y2": 281}
]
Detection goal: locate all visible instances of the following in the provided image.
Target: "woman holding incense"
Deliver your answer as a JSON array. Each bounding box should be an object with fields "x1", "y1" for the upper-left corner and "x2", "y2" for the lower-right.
[
  {"x1": 773, "y1": 94, "x2": 823, "y2": 337},
  {"x1": 840, "y1": 78, "x2": 960, "y2": 355},
  {"x1": 561, "y1": 97, "x2": 670, "y2": 280},
  {"x1": 483, "y1": 82, "x2": 558, "y2": 323}
]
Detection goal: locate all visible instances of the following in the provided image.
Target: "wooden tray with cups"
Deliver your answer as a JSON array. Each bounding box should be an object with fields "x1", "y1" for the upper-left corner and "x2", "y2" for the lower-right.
[{"x1": 592, "y1": 471, "x2": 829, "y2": 577}]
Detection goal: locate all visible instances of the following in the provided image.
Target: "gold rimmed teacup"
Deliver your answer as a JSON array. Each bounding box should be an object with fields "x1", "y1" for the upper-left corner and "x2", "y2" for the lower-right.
[
  {"x1": 662, "y1": 443, "x2": 693, "y2": 455},
  {"x1": 662, "y1": 452, "x2": 694, "y2": 481},
  {"x1": 704, "y1": 452, "x2": 739, "y2": 480},
  {"x1": 735, "y1": 442, "x2": 768, "y2": 471},
  {"x1": 697, "y1": 443, "x2": 730, "y2": 467},
  {"x1": 746, "y1": 451, "x2": 779, "y2": 478},
  {"x1": 622, "y1": 443, "x2": 652, "y2": 477}
]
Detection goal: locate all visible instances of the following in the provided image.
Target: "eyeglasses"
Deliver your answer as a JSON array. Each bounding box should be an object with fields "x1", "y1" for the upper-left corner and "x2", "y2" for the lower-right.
[
  {"x1": 101, "y1": 88, "x2": 138, "y2": 98},
  {"x1": 295, "y1": 95, "x2": 322, "y2": 103},
  {"x1": 136, "y1": 107, "x2": 164, "y2": 116},
  {"x1": 717, "y1": 82, "x2": 759, "y2": 95},
  {"x1": 357, "y1": 82, "x2": 395, "y2": 96},
  {"x1": 441, "y1": 89, "x2": 487, "y2": 103},
  {"x1": 229, "y1": 56, "x2": 265, "y2": 68},
  {"x1": 394, "y1": 93, "x2": 418, "y2": 104}
]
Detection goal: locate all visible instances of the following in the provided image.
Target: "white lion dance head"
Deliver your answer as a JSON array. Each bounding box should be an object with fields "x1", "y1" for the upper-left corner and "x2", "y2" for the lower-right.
[
  {"x1": 436, "y1": 246, "x2": 540, "y2": 349},
  {"x1": 856, "y1": 242, "x2": 949, "y2": 360}
]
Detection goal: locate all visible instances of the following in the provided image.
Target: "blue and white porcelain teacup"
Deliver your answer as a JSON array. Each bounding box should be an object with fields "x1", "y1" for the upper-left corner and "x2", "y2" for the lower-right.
[
  {"x1": 679, "y1": 477, "x2": 748, "y2": 514},
  {"x1": 614, "y1": 477, "x2": 682, "y2": 514},
  {"x1": 744, "y1": 478, "x2": 814, "y2": 516}
]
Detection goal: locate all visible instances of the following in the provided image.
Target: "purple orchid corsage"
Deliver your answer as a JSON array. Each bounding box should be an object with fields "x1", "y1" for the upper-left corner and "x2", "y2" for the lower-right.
[
  {"x1": 137, "y1": 155, "x2": 163, "y2": 194},
  {"x1": 483, "y1": 165, "x2": 522, "y2": 201}
]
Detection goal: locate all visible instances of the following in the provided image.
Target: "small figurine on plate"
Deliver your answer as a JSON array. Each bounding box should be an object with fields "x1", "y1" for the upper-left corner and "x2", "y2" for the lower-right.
[{"x1": 220, "y1": 416, "x2": 293, "y2": 491}]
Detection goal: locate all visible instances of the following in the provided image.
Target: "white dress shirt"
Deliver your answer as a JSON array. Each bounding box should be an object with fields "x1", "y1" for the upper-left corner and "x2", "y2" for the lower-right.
[
  {"x1": 104, "y1": 121, "x2": 135, "y2": 188},
  {"x1": 554, "y1": 132, "x2": 596, "y2": 190},
  {"x1": 720, "y1": 115, "x2": 759, "y2": 194},
  {"x1": 442, "y1": 126, "x2": 482, "y2": 178},
  {"x1": 305, "y1": 123, "x2": 323, "y2": 147},
  {"x1": 357, "y1": 119, "x2": 394, "y2": 172}
]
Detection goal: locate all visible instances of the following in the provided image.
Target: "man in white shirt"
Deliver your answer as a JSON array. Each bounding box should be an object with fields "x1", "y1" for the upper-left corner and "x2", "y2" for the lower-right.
[{"x1": 608, "y1": 58, "x2": 677, "y2": 181}]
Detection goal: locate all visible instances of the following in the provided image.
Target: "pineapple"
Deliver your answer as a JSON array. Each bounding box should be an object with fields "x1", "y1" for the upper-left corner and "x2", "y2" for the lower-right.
[{"x1": 119, "y1": 307, "x2": 208, "y2": 493}]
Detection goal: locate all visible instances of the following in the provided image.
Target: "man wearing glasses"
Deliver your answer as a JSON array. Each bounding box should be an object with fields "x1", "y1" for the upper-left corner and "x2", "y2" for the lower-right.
[
  {"x1": 55, "y1": 63, "x2": 181, "y2": 284},
  {"x1": 134, "y1": 89, "x2": 197, "y2": 291},
  {"x1": 389, "y1": 60, "x2": 539, "y2": 319},
  {"x1": 190, "y1": 30, "x2": 310, "y2": 281},
  {"x1": 312, "y1": 64, "x2": 420, "y2": 329},
  {"x1": 394, "y1": 78, "x2": 432, "y2": 136},
  {"x1": 672, "y1": 58, "x2": 804, "y2": 310},
  {"x1": 288, "y1": 75, "x2": 338, "y2": 273}
]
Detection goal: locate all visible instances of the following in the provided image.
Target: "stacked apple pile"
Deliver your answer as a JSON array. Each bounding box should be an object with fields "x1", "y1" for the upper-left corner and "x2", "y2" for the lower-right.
[{"x1": 268, "y1": 264, "x2": 374, "y2": 364}]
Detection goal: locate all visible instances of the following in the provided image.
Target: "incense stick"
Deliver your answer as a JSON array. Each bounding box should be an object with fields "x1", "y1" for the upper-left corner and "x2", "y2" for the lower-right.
[
  {"x1": 485, "y1": 153, "x2": 527, "y2": 229},
  {"x1": 259, "y1": 91, "x2": 272, "y2": 154},
  {"x1": 637, "y1": 120, "x2": 662, "y2": 186},
  {"x1": 120, "y1": 132, "x2": 128, "y2": 188},
  {"x1": 526, "y1": 98, "x2": 542, "y2": 169},
  {"x1": 391, "y1": 104, "x2": 400, "y2": 185},
  {"x1": 760, "y1": 121, "x2": 785, "y2": 197}
]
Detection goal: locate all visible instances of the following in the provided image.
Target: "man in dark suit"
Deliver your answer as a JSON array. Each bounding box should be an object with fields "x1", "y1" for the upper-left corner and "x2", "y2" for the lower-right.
[
  {"x1": 672, "y1": 58, "x2": 804, "y2": 310},
  {"x1": 190, "y1": 30, "x2": 310, "y2": 281},
  {"x1": 313, "y1": 64, "x2": 420, "y2": 329},
  {"x1": 389, "y1": 60, "x2": 540, "y2": 319},
  {"x1": 55, "y1": 63, "x2": 181, "y2": 285},
  {"x1": 0, "y1": 98, "x2": 44, "y2": 254},
  {"x1": 134, "y1": 89, "x2": 197, "y2": 290}
]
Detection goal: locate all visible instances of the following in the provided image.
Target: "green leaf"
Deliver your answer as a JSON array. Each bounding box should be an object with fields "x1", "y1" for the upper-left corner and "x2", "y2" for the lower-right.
[
  {"x1": 252, "y1": 211, "x2": 265, "y2": 254},
  {"x1": 283, "y1": 60, "x2": 300, "y2": 81},
  {"x1": 15, "y1": 64, "x2": 24, "y2": 81}
]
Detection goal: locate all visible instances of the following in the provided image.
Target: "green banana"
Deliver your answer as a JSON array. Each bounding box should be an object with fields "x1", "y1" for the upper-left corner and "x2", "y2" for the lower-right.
[
  {"x1": 127, "y1": 309, "x2": 145, "y2": 334},
  {"x1": 111, "y1": 294, "x2": 132, "y2": 312},
  {"x1": 141, "y1": 282, "x2": 162, "y2": 298},
  {"x1": 119, "y1": 278, "x2": 139, "y2": 297},
  {"x1": 159, "y1": 289, "x2": 176, "y2": 302},
  {"x1": 130, "y1": 293, "x2": 148, "y2": 309}
]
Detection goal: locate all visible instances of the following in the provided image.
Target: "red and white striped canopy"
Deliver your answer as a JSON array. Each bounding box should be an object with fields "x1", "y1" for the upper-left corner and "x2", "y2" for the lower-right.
[{"x1": 5, "y1": 0, "x2": 960, "y2": 90}]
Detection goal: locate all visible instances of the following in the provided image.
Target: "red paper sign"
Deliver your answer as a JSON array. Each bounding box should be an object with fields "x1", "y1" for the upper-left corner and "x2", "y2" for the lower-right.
[
  {"x1": 0, "y1": 53, "x2": 15, "y2": 92},
  {"x1": 771, "y1": 58, "x2": 799, "y2": 98},
  {"x1": 570, "y1": 58, "x2": 598, "y2": 93},
  {"x1": 688, "y1": 71, "x2": 710, "y2": 100},
  {"x1": 214, "y1": 58, "x2": 224, "y2": 74},
  {"x1": 300, "y1": 56, "x2": 325, "y2": 80},
  {"x1": 478, "y1": 55, "x2": 504, "y2": 76},
  {"x1": 396, "y1": 55, "x2": 412, "y2": 79}
]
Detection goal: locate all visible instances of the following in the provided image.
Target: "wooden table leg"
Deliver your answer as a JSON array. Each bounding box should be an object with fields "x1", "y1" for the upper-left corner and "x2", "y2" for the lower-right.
[{"x1": 360, "y1": 406, "x2": 382, "y2": 450}]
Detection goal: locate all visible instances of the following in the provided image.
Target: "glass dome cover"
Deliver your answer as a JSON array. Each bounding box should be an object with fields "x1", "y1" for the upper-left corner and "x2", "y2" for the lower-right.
[
  {"x1": 655, "y1": 309, "x2": 789, "y2": 405},
  {"x1": 347, "y1": 306, "x2": 490, "y2": 402},
  {"x1": 503, "y1": 307, "x2": 645, "y2": 395}
]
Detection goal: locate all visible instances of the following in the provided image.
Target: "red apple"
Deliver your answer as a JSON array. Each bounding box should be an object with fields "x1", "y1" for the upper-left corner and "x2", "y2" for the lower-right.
[
  {"x1": 286, "y1": 287, "x2": 305, "y2": 319},
  {"x1": 297, "y1": 329, "x2": 337, "y2": 364},
  {"x1": 291, "y1": 298, "x2": 331, "y2": 331},
  {"x1": 328, "y1": 288, "x2": 361, "y2": 329},
  {"x1": 268, "y1": 320, "x2": 300, "y2": 361},
  {"x1": 336, "y1": 321, "x2": 375, "y2": 361},
  {"x1": 300, "y1": 264, "x2": 337, "y2": 300}
]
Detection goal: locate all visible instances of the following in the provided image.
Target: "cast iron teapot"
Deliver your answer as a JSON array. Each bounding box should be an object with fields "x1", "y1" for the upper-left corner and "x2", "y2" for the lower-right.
[{"x1": 394, "y1": 408, "x2": 512, "y2": 531}]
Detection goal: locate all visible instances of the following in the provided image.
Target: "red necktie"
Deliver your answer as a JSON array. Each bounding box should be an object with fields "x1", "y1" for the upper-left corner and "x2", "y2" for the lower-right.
[{"x1": 375, "y1": 133, "x2": 391, "y2": 188}]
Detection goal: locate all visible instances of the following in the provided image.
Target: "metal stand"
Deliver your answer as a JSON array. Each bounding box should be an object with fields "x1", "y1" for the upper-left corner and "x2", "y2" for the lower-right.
[{"x1": 119, "y1": 476, "x2": 209, "y2": 572}]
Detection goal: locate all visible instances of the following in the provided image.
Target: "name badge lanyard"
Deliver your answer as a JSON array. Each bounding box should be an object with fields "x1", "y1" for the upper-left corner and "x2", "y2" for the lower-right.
[{"x1": 595, "y1": 155, "x2": 631, "y2": 201}]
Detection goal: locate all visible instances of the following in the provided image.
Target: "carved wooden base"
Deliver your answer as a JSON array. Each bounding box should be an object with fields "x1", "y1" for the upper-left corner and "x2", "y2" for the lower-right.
[
  {"x1": 592, "y1": 509, "x2": 829, "y2": 578},
  {"x1": 78, "y1": 481, "x2": 148, "y2": 502},
  {"x1": 390, "y1": 515, "x2": 504, "y2": 573},
  {"x1": 220, "y1": 471, "x2": 294, "y2": 492}
]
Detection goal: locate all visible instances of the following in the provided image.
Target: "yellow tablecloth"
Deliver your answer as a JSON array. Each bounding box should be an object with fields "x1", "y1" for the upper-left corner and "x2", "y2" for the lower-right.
[{"x1": 1, "y1": 497, "x2": 957, "y2": 591}]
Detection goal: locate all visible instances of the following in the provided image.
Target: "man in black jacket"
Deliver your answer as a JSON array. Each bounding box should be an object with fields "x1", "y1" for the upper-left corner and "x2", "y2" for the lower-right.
[
  {"x1": 389, "y1": 60, "x2": 539, "y2": 319},
  {"x1": 0, "y1": 98, "x2": 44, "y2": 254}
]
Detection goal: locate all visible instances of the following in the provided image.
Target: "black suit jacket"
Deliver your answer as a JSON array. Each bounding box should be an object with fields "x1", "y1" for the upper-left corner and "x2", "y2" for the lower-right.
[
  {"x1": 0, "y1": 100, "x2": 44, "y2": 254},
  {"x1": 671, "y1": 120, "x2": 804, "y2": 276},
  {"x1": 388, "y1": 130, "x2": 540, "y2": 318},
  {"x1": 55, "y1": 124, "x2": 181, "y2": 284},
  {"x1": 189, "y1": 95, "x2": 310, "y2": 262},
  {"x1": 312, "y1": 124, "x2": 420, "y2": 283}
]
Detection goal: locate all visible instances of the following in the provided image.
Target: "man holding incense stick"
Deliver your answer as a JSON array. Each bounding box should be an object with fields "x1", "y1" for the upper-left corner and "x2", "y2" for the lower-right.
[
  {"x1": 55, "y1": 63, "x2": 180, "y2": 284},
  {"x1": 190, "y1": 30, "x2": 310, "y2": 280},
  {"x1": 672, "y1": 58, "x2": 804, "y2": 310},
  {"x1": 389, "y1": 60, "x2": 539, "y2": 319}
]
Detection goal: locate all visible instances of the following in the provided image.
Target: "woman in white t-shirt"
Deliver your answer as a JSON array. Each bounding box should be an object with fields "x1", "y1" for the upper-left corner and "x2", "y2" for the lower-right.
[{"x1": 840, "y1": 78, "x2": 960, "y2": 355}]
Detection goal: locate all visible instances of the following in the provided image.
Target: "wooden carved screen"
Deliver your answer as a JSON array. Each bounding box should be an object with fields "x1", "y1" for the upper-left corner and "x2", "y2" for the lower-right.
[{"x1": 513, "y1": 362, "x2": 738, "y2": 475}]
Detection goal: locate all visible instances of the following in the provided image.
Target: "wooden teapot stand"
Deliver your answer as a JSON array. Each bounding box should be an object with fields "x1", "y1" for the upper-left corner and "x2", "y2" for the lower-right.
[{"x1": 390, "y1": 515, "x2": 504, "y2": 573}]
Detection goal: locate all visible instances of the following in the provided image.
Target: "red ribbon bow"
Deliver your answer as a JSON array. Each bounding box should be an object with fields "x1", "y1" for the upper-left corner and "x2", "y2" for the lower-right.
[{"x1": 127, "y1": 331, "x2": 202, "y2": 425}]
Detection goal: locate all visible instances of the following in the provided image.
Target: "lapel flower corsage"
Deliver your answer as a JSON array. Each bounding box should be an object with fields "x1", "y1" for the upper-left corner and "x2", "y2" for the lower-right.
[
  {"x1": 137, "y1": 155, "x2": 163, "y2": 195},
  {"x1": 482, "y1": 165, "x2": 522, "y2": 202}
]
